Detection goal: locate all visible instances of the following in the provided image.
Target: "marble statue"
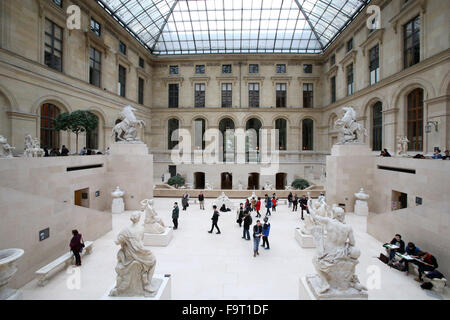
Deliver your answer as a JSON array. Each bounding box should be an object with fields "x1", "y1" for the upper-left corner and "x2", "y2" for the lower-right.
[
  {"x1": 247, "y1": 191, "x2": 257, "y2": 201},
  {"x1": 397, "y1": 136, "x2": 409, "y2": 157},
  {"x1": 263, "y1": 180, "x2": 273, "y2": 190},
  {"x1": 213, "y1": 192, "x2": 233, "y2": 210},
  {"x1": 205, "y1": 181, "x2": 213, "y2": 190},
  {"x1": 284, "y1": 185, "x2": 292, "y2": 190},
  {"x1": 24, "y1": 134, "x2": 44, "y2": 157},
  {"x1": 238, "y1": 181, "x2": 244, "y2": 190},
  {"x1": 0, "y1": 248, "x2": 24, "y2": 300},
  {"x1": 109, "y1": 211, "x2": 160, "y2": 297},
  {"x1": 307, "y1": 205, "x2": 367, "y2": 298},
  {"x1": 317, "y1": 193, "x2": 326, "y2": 205},
  {"x1": 111, "y1": 186, "x2": 125, "y2": 214},
  {"x1": 0, "y1": 135, "x2": 14, "y2": 158},
  {"x1": 142, "y1": 199, "x2": 166, "y2": 234},
  {"x1": 334, "y1": 107, "x2": 367, "y2": 145},
  {"x1": 303, "y1": 192, "x2": 330, "y2": 235},
  {"x1": 111, "y1": 105, "x2": 146, "y2": 143},
  {"x1": 354, "y1": 188, "x2": 369, "y2": 216}
]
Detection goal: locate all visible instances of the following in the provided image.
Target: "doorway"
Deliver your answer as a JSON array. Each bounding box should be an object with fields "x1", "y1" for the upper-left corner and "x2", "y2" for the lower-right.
[
  {"x1": 194, "y1": 172, "x2": 205, "y2": 189},
  {"x1": 276, "y1": 173, "x2": 287, "y2": 190},
  {"x1": 248, "y1": 172, "x2": 260, "y2": 190},
  {"x1": 221, "y1": 172, "x2": 232, "y2": 189},
  {"x1": 169, "y1": 165, "x2": 176, "y2": 178},
  {"x1": 74, "y1": 188, "x2": 89, "y2": 208}
]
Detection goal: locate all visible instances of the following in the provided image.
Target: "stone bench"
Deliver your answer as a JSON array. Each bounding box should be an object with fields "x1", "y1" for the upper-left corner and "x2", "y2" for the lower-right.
[
  {"x1": 35, "y1": 241, "x2": 93, "y2": 286},
  {"x1": 424, "y1": 271, "x2": 447, "y2": 293}
]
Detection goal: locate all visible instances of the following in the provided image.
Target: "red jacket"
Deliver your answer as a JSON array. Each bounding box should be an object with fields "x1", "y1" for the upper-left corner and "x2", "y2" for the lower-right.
[
  {"x1": 272, "y1": 198, "x2": 277, "y2": 206},
  {"x1": 256, "y1": 200, "x2": 261, "y2": 210}
]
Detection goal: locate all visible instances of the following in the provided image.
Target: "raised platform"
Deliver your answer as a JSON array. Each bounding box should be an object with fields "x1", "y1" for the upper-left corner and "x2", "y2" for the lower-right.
[
  {"x1": 143, "y1": 227, "x2": 173, "y2": 247},
  {"x1": 295, "y1": 228, "x2": 315, "y2": 248},
  {"x1": 102, "y1": 274, "x2": 171, "y2": 300},
  {"x1": 109, "y1": 142, "x2": 148, "y2": 156},
  {"x1": 299, "y1": 275, "x2": 368, "y2": 300}
]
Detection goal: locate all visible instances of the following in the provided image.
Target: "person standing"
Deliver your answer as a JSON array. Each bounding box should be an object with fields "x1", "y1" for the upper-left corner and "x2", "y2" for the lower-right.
[
  {"x1": 69, "y1": 230, "x2": 84, "y2": 266},
  {"x1": 255, "y1": 197, "x2": 261, "y2": 218},
  {"x1": 172, "y1": 202, "x2": 179, "y2": 230},
  {"x1": 288, "y1": 192, "x2": 293, "y2": 208},
  {"x1": 265, "y1": 195, "x2": 272, "y2": 216},
  {"x1": 251, "y1": 197, "x2": 257, "y2": 212},
  {"x1": 242, "y1": 211, "x2": 252, "y2": 240},
  {"x1": 299, "y1": 195, "x2": 309, "y2": 220},
  {"x1": 208, "y1": 205, "x2": 221, "y2": 234},
  {"x1": 198, "y1": 192, "x2": 205, "y2": 210},
  {"x1": 271, "y1": 196, "x2": 277, "y2": 212},
  {"x1": 253, "y1": 220, "x2": 263, "y2": 257},
  {"x1": 181, "y1": 193, "x2": 189, "y2": 211},
  {"x1": 292, "y1": 194, "x2": 299, "y2": 212},
  {"x1": 236, "y1": 203, "x2": 245, "y2": 227},
  {"x1": 262, "y1": 217, "x2": 271, "y2": 250},
  {"x1": 245, "y1": 199, "x2": 251, "y2": 212}
]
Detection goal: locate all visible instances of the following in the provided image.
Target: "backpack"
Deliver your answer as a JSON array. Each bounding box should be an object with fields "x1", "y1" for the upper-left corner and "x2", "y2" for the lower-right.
[
  {"x1": 421, "y1": 282, "x2": 433, "y2": 290},
  {"x1": 378, "y1": 253, "x2": 389, "y2": 264}
]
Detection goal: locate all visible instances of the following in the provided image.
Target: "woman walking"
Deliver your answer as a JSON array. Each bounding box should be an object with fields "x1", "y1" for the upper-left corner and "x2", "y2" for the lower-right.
[
  {"x1": 69, "y1": 230, "x2": 84, "y2": 266},
  {"x1": 255, "y1": 197, "x2": 261, "y2": 217}
]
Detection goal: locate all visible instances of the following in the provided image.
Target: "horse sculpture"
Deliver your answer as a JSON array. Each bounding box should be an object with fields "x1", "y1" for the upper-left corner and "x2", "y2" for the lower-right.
[
  {"x1": 334, "y1": 107, "x2": 367, "y2": 144},
  {"x1": 111, "y1": 105, "x2": 146, "y2": 142}
]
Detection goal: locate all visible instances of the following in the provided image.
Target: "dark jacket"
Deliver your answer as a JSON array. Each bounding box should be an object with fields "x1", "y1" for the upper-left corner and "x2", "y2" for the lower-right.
[
  {"x1": 288, "y1": 193, "x2": 293, "y2": 201},
  {"x1": 292, "y1": 197, "x2": 299, "y2": 204},
  {"x1": 198, "y1": 194, "x2": 204, "y2": 201},
  {"x1": 265, "y1": 198, "x2": 272, "y2": 208},
  {"x1": 299, "y1": 197, "x2": 308, "y2": 207},
  {"x1": 390, "y1": 238, "x2": 405, "y2": 253},
  {"x1": 172, "y1": 206, "x2": 179, "y2": 219},
  {"x1": 70, "y1": 234, "x2": 82, "y2": 252},
  {"x1": 182, "y1": 197, "x2": 188, "y2": 206},
  {"x1": 253, "y1": 224, "x2": 263, "y2": 238},
  {"x1": 237, "y1": 208, "x2": 245, "y2": 222},
  {"x1": 211, "y1": 210, "x2": 219, "y2": 222},
  {"x1": 263, "y1": 222, "x2": 271, "y2": 236},
  {"x1": 243, "y1": 215, "x2": 252, "y2": 229}
]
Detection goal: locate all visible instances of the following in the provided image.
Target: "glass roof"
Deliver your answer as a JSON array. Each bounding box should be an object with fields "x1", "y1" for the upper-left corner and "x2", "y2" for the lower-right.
[{"x1": 96, "y1": 0, "x2": 369, "y2": 55}]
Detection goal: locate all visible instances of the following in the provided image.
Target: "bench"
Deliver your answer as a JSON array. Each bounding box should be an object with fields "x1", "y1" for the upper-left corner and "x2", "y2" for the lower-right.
[
  {"x1": 36, "y1": 241, "x2": 93, "y2": 286},
  {"x1": 424, "y1": 271, "x2": 447, "y2": 293}
]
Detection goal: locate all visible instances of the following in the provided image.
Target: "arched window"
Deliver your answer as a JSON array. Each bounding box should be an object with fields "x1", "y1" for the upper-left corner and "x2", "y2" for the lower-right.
[
  {"x1": 302, "y1": 118, "x2": 314, "y2": 150},
  {"x1": 372, "y1": 102, "x2": 382, "y2": 151},
  {"x1": 407, "y1": 88, "x2": 423, "y2": 151},
  {"x1": 245, "y1": 118, "x2": 262, "y2": 162},
  {"x1": 40, "y1": 103, "x2": 60, "y2": 149},
  {"x1": 86, "y1": 113, "x2": 99, "y2": 150},
  {"x1": 193, "y1": 118, "x2": 205, "y2": 150},
  {"x1": 168, "y1": 118, "x2": 179, "y2": 150},
  {"x1": 219, "y1": 118, "x2": 235, "y2": 162},
  {"x1": 275, "y1": 118, "x2": 287, "y2": 150}
]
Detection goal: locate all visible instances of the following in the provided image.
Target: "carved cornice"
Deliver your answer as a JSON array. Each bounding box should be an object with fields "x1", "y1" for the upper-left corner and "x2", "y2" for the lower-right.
[
  {"x1": 298, "y1": 76, "x2": 320, "y2": 85},
  {"x1": 115, "y1": 52, "x2": 131, "y2": 72},
  {"x1": 243, "y1": 76, "x2": 265, "y2": 86},
  {"x1": 326, "y1": 65, "x2": 339, "y2": 77},
  {"x1": 382, "y1": 108, "x2": 399, "y2": 115},
  {"x1": 215, "y1": 76, "x2": 238, "y2": 85},
  {"x1": 160, "y1": 76, "x2": 185, "y2": 87},
  {"x1": 7, "y1": 111, "x2": 39, "y2": 120},
  {"x1": 270, "y1": 76, "x2": 292, "y2": 86},
  {"x1": 189, "y1": 76, "x2": 211, "y2": 85},
  {"x1": 137, "y1": 68, "x2": 151, "y2": 82},
  {"x1": 85, "y1": 31, "x2": 109, "y2": 55},
  {"x1": 339, "y1": 50, "x2": 357, "y2": 68},
  {"x1": 360, "y1": 29, "x2": 384, "y2": 56},
  {"x1": 390, "y1": 0, "x2": 427, "y2": 33}
]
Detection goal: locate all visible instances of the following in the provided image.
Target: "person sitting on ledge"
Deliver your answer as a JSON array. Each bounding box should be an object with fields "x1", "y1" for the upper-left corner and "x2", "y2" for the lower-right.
[
  {"x1": 413, "y1": 251, "x2": 438, "y2": 282},
  {"x1": 432, "y1": 149, "x2": 442, "y2": 159},
  {"x1": 413, "y1": 154, "x2": 426, "y2": 159},
  {"x1": 380, "y1": 148, "x2": 391, "y2": 157},
  {"x1": 220, "y1": 203, "x2": 230, "y2": 212},
  {"x1": 385, "y1": 234, "x2": 405, "y2": 262},
  {"x1": 442, "y1": 150, "x2": 450, "y2": 160}
]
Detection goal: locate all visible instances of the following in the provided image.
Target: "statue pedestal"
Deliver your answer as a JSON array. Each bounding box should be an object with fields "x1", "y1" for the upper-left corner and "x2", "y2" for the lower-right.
[
  {"x1": 354, "y1": 200, "x2": 369, "y2": 216},
  {"x1": 110, "y1": 143, "x2": 148, "y2": 156},
  {"x1": 102, "y1": 274, "x2": 171, "y2": 300},
  {"x1": 299, "y1": 275, "x2": 368, "y2": 300},
  {"x1": 295, "y1": 228, "x2": 315, "y2": 248},
  {"x1": 111, "y1": 198, "x2": 124, "y2": 214},
  {"x1": 143, "y1": 228, "x2": 173, "y2": 247}
]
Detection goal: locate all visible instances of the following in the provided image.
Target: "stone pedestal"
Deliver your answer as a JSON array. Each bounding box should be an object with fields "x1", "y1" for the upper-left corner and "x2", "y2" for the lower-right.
[
  {"x1": 109, "y1": 142, "x2": 148, "y2": 156},
  {"x1": 295, "y1": 228, "x2": 315, "y2": 248},
  {"x1": 111, "y1": 198, "x2": 124, "y2": 214},
  {"x1": 299, "y1": 275, "x2": 368, "y2": 300},
  {"x1": 143, "y1": 228, "x2": 173, "y2": 247},
  {"x1": 354, "y1": 199, "x2": 369, "y2": 216},
  {"x1": 103, "y1": 274, "x2": 171, "y2": 300}
]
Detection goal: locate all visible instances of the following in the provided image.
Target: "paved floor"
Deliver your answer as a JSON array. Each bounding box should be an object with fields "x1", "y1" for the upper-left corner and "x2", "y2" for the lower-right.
[{"x1": 20, "y1": 198, "x2": 448, "y2": 300}]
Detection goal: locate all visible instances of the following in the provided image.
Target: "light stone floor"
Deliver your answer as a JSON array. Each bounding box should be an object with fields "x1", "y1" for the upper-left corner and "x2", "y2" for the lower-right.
[{"x1": 20, "y1": 198, "x2": 448, "y2": 300}]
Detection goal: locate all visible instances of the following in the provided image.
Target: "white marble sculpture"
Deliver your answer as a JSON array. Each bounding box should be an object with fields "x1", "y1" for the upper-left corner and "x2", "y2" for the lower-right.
[
  {"x1": 354, "y1": 188, "x2": 369, "y2": 216},
  {"x1": 238, "y1": 181, "x2": 244, "y2": 190},
  {"x1": 0, "y1": 248, "x2": 24, "y2": 300},
  {"x1": 24, "y1": 134, "x2": 44, "y2": 157},
  {"x1": 247, "y1": 191, "x2": 257, "y2": 201},
  {"x1": 205, "y1": 181, "x2": 213, "y2": 190},
  {"x1": 318, "y1": 193, "x2": 326, "y2": 205},
  {"x1": 0, "y1": 135, "x2": 14, "y2": 158},
  {"x1": 109, "y1": 212, "x2": 161, "y2": 297},
  {"x1": 334, "y1": 107, "x2": 367, "y2": 145},
  {"x1": 306, "y1": 205, "x2": 367, "y2": 298},
  {"x1": 397, "y1": 136, "x2": 409, "y2": 157},
  {"x1": 142, "y1": 199, "x2": 166, "y2": 234},
  {"x1": 213, "y1": 192, "x2": 233, "y2": 210},
  {"x1": 111, "y1": 105, "x2": 146, "y2": 143},
  {"x1": 302, "y1": 192, "x2": 330, "y2": 235},
  {"x1": 263, "y1": 180, "x2": 273, "y2": 190},
  {"x1": 111, "y1": 186, "x2": 125, "y2": 214}
]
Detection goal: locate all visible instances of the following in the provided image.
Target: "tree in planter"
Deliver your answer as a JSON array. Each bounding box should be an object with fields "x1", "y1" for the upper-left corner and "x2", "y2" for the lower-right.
[
  {"x1": 291, "y1": 178, "x2": 310, "y2": 190},
  {"x1": 167, "y1": 175, "x2": 185, "y2": 189},
  {"x1": 54, "y1": 110, "x2": 98, "y2": 154}
]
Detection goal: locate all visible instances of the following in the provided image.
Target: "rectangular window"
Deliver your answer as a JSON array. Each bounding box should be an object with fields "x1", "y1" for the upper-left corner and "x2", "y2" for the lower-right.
[
  {"x1": 170, "y1": 65, "x2": 179, "y2": 74},
  {"x1": 248, "y1": 83, "x2": 260, "y2": 108},
  {"x1": 369, "y1": 44, "x2": 380, "y2": 85},
  {"x1": 330, "y1": 54, "x2": 335, "y2": 66},
  {"x1": 249, "y1": 64, "x2": 259, "y2": 73},
  {"x1": 195, "y1": 83, "x2": 206, "y2": 108},
  {"x1": 90, "y1": 18, "x2": 101, "y2": 36},
  {"x1": 303, "y1": 64, "x2": 313, "y2": 73},
  {"x1": 276, "y1": 83, "x2": 287, "y2": 108},
  {"x1": 89, "y1": 47, "x2": 101, "y2": 88},
  {"x1": 118, "y1": 65, "x2": 126, "y2": 97},
  {"x1": 139, "y1": 57, "x2": 145, "y2": 68},
  {"x1": 195, "y1": 65, "x2": 205, "y2": 74},
  {"x1": 303, "y1": 83, "x2": 313, "y2": 108},
  {"x1": 276, "y1": 64, "x2": 286, "y2": 73},
  {"x1": 347, "y1": 38, "x2": 353, "y2": 52},
  {"x1": 222, "y1": 64, "x2": 232, "y2": 74},
  {"x1": 168, "y1": 84, "x2": 179, "y2": 108},
  {"x1": 138, "y1": 77, "x2": 144, "y2": 105},
  {"x1": 347, "y1": 64, "x2": 354, "y2": 96},
  {"x1": 44, "y1": 19, "x2": 63, "y2": 72},
  {"x1": 119, "y1": 41, "x2": 127, "y2": 55},
  {"x1": 52, "y1": 0, "x2": 62, "y2": 7},
  {"x1": 404, "y1": 16, "x2": 420, "y2": 68},
  {"x1": 221, "y1": 83, "x2": 232, "y2": 108},
  {"x1": 331, "y1": 76, "x2": 336, "y2": 103}
]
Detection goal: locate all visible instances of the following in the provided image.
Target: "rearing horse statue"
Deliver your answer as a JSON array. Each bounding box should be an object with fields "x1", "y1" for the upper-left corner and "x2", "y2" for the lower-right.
[
  {"x1": 334, "y1": 107, "x2": 367, "y2": 144},
  {"x1": 111, "y1": 105, "x2": 146, "y2": 142}
]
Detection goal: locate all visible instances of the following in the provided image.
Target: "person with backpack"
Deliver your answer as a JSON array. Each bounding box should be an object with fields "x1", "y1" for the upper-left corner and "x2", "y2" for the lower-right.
[
  {"x1": 208, "y1": 205, "x2": 221, "y2": 234},
  {"x1": 265, "y1": 195, "x2": 272, "y2": 216},
  {"x1": 413, "y1": 251, "x2": 438, "y2": 282},
  {"x1": 261, "y1": 217, "x2": 271, "y2": 250},
  {"x1": 236, "y1": 203, "x2": 245, "y2": 227},
  {"x1": 69, "y1": 230, "x2": 84, "y2": 266},
  {"x1": 255, "y1": 197, "x2": 261, "y2": 218},
  {"x1": 242, "y1": 211, "x2": 252, "y2": 240}
]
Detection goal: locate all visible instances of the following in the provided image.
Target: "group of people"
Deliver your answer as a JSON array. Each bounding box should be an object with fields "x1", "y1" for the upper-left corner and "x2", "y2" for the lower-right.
[
  {"x1": 380, "y1": 147, "x2": 450, "y2": 160},
  {"x1": 383, "y1": 234, "x2": 444, "y2": 285},
  {"x1": 287, "y1": 192, "x2": 310, "y2": 219},
  {"x1": 43, "y1": 145, "x2": 110, "y2": 157}
]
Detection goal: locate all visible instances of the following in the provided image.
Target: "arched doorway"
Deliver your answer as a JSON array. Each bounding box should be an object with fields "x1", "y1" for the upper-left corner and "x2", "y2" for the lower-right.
[
  {"x1": 221, "y1": 172, "x2": 232, "y2": 189},
  {"x1": 40, "y1": 103, "x2": 61, "y2": 149},
  {"x1": 219, "y1": 118, "x2": 235, "y2": 162},
  {"x1": 168, "y1": 118, "x2": 179, "y2": 149},
  {"x1": 407, "y1": 88, "x2": 424, "y2": 151},
  {"x1": 248, "y1": 172, "x2": 260, "y2": 190},
  {"x1": 275, "y1": 118, "x2": 287, "y2": 150},
  {"x1": 86, "y1": 113, "x2": 99, "y2": 150},
  {"x1": 276, "y1": 173, "x2": 287, "y2": 190},
  {"x1": 194, "y1": 172, "x2": 205, "y2": 189},
  {"x1": 372, "y1": 101, "x2": 382, "y2": 151},
  {"x1": 246, "y1": 118, "x2": 262, "y2": 162},
  {"x1": 302, "y1": 118, "x2": 314, "y2": 150}
]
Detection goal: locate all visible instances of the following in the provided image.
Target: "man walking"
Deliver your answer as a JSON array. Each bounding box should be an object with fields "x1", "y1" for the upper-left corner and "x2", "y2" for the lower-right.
[
  {"x1": 208, "y1": 205, "x2": 221, "y2": 234},
  {"x1": 265, "y1": 195, "x2": 272, "y2": 216},
  {"x1": 198, "y1": 191, "x2": 205, "y2": 210},
  {"x1": 299, "y1": 195, "x2": 309, "y2": 220},
  {"x1": 288, "y1": 192, "x2": 293, "y2": 208},
  {"x1": 261, "y1": 217, "x2": 271, "y2": 250},
  {"x1": 292, "y1": 194, "x2": 299, "y2": 212},
  {"x1": 255, "y1": 197, "x2": 261, "y2": 218},
  {"x1": 253, "y1": 220, "x2": 263, "y2": 257},
  {"x1": 172, "y1": 202, "x2": 179, "y2": 229},
  {"x1": 242, "y1": 211, "x2": 252, "y2": 240}
]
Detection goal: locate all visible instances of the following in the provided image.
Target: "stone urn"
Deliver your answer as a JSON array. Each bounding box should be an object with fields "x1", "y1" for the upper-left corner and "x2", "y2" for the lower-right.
[
  {"x1": 354, "y1": 188, "x2": 369, "y2": 201},
  {"x1": 111, "y1": 186, "x2": 125, "y2": 214},
  {"x1": 0, "y1": 248, "x2": 24, "y2": 300},
  {"x1": 354, "y1": 188, "x2": 369, "y2": 216}
]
